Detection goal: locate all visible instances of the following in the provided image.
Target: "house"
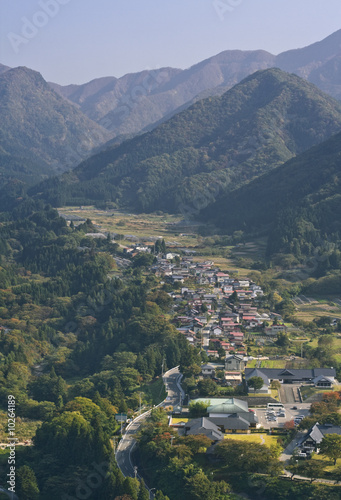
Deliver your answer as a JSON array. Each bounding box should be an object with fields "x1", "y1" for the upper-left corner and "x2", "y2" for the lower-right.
[
  {"x1": 245, "y1": 368, "x2": 270, "y2": 394},
  {"x1": 201, "y1": 364, "x2": 216, "y2": 378},
  {"x1": 265, "y1": 325, "x2": 287, "y2": 336},
  {"x1": 224, "y1": 372, "x2": 243, "y2": 387},
  {"x1": 300, "y1": 423, "x2": 341, "y2": 454},
  {"x1": 192, "y1": 398, "x2": 258, "y2": 430},
  {"x1": 185, "y1": 417, "x2": 224, "y2": 441},
  {"x1": 211, "y1": 326, "x2": 223, "y2": 336},
  {"x1": 245, "y1": 367, "x2": 336, "y2": 385},
  {"x1": 225, "y1": 354, "x2": 245, "y2": 371},
  {"x1": 313, "y1": 375, "x2": 335, "y2": 388}
]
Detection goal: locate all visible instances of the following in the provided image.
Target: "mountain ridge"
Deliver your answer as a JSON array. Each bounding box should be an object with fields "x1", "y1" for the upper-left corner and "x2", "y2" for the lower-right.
[
  {"x1": 45, "y1": 30, "x2": 341, "y2": 139},
  {"x1": 30, "y1": 68, "x2": 341, "y2": 213},
  {"x1": 0, "y1": 66, "x2": 112, "y2": 187}
]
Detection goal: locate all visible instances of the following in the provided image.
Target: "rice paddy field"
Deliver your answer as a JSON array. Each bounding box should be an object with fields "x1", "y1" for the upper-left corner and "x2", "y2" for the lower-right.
[
  {"x1": 293, "y1": 297, "x2": 341, "y2": 323},
  {"x1": 58, "y1": 206, "x2": 201, "y2": 248}
]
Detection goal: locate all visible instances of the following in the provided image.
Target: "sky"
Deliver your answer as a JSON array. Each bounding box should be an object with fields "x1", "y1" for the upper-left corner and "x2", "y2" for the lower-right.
[{"x1": 0, "y1": 0, "x2": 341, "y2": 85}]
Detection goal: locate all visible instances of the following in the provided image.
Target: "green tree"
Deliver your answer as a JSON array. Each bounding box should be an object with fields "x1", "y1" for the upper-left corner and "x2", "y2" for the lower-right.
[
  {"x1": 154, "y1": 491, "x2": 170, "y2": 500},
  {"x1": 16, "y1": 465, "x2": 40, "y2": 500},
  {"x1": 247, "y1": 376, "x2": 264, "y2": 394},
  {"x1": 188, "y1": 401, "x2": 210, "y2": 418},
  {"x1": 320, "y1": 434, "x2": 341, "y2": 465},
  {"x1": 138, "y1": 478, "x2": 150, "y2": 500},
  {"x1": 270, "y1": 380, "x2": 281, "y2": 391}
]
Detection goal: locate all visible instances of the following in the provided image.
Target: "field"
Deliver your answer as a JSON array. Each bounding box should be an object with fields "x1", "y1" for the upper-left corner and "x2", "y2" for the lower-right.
[
  {"x1": 58, "y1": 207, "x2": 268, "y2": 276},
  {"x1": 247, "y1": 359, "x2": 287, "y2": 369},
  {"x1": 293, "y1": 299, "x2": 341, "y2": 323},
  {"x1": 223, "y1": 433, "x2": 279, "y2": 448},
  {"x1": 0, "y1": 411, "x2": 41, "y2": 443},
  {"x1": 58, "y1": 206, "x2": 200, "y2": 248}
]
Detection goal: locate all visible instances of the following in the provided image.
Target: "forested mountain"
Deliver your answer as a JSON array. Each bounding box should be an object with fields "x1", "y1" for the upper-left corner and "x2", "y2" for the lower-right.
[
  {"x1": 0, "y1": 66, "x2": 111, "y2": 187},
  {"x1": 49, "y1": 30, "x2": 341, "y2": 140},
  {"x1": 202, "y1": 130, "x2": 341, "y2": 269},
  {"x1": 33, "y1": 68, "x2": 341, "y2": 213}
]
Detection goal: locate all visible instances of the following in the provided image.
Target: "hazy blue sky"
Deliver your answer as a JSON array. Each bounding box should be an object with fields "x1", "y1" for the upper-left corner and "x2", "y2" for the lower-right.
[{"x1": 1, "y1": 0, "x2": 340, "y2": 85}]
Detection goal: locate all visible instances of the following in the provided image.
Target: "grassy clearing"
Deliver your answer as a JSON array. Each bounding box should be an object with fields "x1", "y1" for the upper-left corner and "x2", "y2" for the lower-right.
[
  {"x1": 0, "y1": 412, "x2": 41, "y2": 442},
  {"x1": 300, "y1": 386, "x2": 333, "y2": 401},
  {"x1": 223, "y1": 433, "x2": 279, "y2": 447},
  {"x1": 171, "y1": 418, "x2": 189, "y2": 424},
  {"x1": 261, "y1": 360, "x2": 287, "y2": 368}
]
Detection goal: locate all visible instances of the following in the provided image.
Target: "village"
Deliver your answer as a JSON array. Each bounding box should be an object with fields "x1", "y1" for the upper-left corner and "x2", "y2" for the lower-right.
[
  {"x1": 58, "y1": 208, "x2": 341, "y2": 484},
  {"x1": 145, "y1": 252, "x2": 341, "y2": 465}
]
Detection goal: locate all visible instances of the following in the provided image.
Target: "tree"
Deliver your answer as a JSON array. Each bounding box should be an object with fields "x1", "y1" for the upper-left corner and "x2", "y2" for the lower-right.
[
  {"x1": 276, "y1": 332, "x2": 290, "y2": 348},
  {"x1": 247, "y1": 376, "x2": 264, "y2": 394},
  {"x1": 154, "y1": 491, "x2": 170, "y2": 500},
  {"x1": 320, "y1": 434, "x2": 341, "y2": 465},
  {"x1": 300, "y1": 459, "x2": 322, "y2": 483},
  {"x1": 188, "y1": 401, "x2": 210, "y2": 418},
  {"x1": 16, "y1": 465, "x2": 40, "y2": 500},
  {"x1": 138, "y1": 478, "x2": 150, "y2": 500},
  {"x1": 197, "y1": 378, "x2": 218, "y2": 396},
  {"x1": 270, "y1": 380, "x2": 281, "y2": 391}
]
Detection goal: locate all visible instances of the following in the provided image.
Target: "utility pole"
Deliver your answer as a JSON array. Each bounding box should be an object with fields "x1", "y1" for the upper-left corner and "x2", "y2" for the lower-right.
[
  {"x1": 134, "y1": 466, "x2": 138, "y2": 479},
  {"x1": 139, "y1": 392, "x2": 142, "y2": 415},
  {"x1": 112, "y1": 436, "x2": 118, "y2": 454},
  {"x1": 161, "y1": 357, "x2": 165, "y2": 377}
]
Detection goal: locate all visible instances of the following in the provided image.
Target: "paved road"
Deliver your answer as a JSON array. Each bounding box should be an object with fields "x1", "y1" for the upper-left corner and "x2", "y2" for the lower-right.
[
  {"x1": 115, "y1": 366, "x2": 184, "y2": 481},
  {"x1": 280, "y1": 384, "x2": 301, "y2": 404}
]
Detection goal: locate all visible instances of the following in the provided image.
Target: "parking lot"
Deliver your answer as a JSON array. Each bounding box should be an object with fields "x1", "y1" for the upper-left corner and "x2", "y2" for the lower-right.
[{"x1": 254, "y1": 403, "x2": 311, "y2": 429}]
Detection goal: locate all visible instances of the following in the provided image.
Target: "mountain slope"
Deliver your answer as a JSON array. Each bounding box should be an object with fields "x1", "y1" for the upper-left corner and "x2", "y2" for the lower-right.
[
  {"x1": 49, "y1": 30, "x2": 341, "y2": 140},
  {"x1": 0, "y1": 67, "x2": 111, "y2": 186},
  {"x1": 203, "y1": 131, "x2": 341, "y2": 231},
  {"x1": 32, "y1": 68, "x2": 341, "y2": 212},
  {"x1": 0, "y1": 63, "x2": 10, "y2": 75},
  {"x1": 276, "y1": 29, "x2": 341, "y2": 100},
  {"x1": 202, "y1": 131, "x2": 341, "y2": 265}
]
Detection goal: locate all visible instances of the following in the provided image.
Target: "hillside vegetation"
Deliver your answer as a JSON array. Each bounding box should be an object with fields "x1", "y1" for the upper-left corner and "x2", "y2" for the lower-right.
[{"x1": 32, "y1": 69, "x2": 341, "y2": 213}]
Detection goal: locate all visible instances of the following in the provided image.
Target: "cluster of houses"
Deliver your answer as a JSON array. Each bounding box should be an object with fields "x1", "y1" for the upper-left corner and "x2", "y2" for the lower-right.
[{"x1": 151, "y1": 257, "x2": 270, "y2": 354}]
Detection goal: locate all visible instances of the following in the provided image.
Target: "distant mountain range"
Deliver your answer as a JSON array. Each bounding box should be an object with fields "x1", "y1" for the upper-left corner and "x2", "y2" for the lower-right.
[
  {"x1": 44, "y1": 29, "x2": 341, "y2": 140},
  {"x1": 30, "y1": 68, "x2": 341, "y2": 213},
  {"x1": 0, "y1": 66, "x2": 111, "y2": 187},
  {"x1": 1, "y1": 29, "x2": 341, "y2": 188}
]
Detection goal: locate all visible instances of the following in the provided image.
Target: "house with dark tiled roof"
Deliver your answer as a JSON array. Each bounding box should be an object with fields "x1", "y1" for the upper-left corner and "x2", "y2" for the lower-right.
[
  {"x1": 192, "y1": 398, "x2": 258, "y2": 430},
  {"x1": 245, "y1": 368, "x2": 270, "y2": 394},
  {"x1": 300, "y1": 423, "x2": 341, "y2": 454},
  {"x1": 185, "y1": 417, "x2": 224, "y2": 441},
  {"x1": 244, "y1": 367, "x2": 336, "y2": 385}
]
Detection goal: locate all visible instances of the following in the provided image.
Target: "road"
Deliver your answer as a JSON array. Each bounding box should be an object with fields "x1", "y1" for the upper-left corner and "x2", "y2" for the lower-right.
[{"x1": 115, "y1": 366, "x2": 184, "y2": 482}]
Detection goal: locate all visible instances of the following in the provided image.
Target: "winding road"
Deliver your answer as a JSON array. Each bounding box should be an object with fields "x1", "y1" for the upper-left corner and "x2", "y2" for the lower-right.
[{"x1": 115, "y1": 366, "x2": 184, "y2": 485}]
